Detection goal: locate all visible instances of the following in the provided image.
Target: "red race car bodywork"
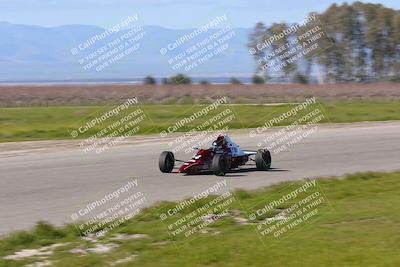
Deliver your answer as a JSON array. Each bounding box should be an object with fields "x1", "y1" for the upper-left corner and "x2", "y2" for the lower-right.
[
  {"x1": 178, "y1": 148, "x2": 249, "y2": 174},
  {"x1": 159, "y1": 134, "x2": 272, "y2": 176}
]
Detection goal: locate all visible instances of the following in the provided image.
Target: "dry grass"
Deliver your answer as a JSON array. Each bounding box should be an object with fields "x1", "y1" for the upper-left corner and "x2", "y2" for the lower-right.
[{"x1": 0, "y1": 83, "x2": 400, "y2": 107}]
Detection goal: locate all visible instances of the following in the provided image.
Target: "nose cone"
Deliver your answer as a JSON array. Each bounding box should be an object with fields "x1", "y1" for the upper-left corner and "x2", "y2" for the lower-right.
[
  {"x1": 178, "y1": 164, "x2": 187, "y2": 173},
  {"x1": 178, "y1": 161, "x2": 199, "y2": 173}
]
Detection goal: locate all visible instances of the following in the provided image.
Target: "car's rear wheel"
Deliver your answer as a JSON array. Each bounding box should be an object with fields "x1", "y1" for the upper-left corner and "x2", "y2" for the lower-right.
[
  {"x1": 159, "y1": 151, "x2": 175, "y2": 173},
  {"x1": 255, "y1": 149, "x2": 271, "y2": 170},
  {"x1": 212, "y1": 154, "x2": 229, "y2": 176}
]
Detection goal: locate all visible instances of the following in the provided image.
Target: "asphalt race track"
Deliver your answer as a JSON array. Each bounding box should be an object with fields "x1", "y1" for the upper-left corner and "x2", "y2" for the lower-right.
[{"x1": 0, "y1": 122, "x2": 399, "y2": 235}]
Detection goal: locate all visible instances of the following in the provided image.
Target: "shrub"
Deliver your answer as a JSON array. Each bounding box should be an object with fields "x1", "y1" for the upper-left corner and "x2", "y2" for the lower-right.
[
  {"x1": 143, "y1": 76, "x2": 156, "y2": 85},
  {"x1": 169, "y1": 74, "x2": 192, "y2": 85},
  {"x1": 252, "y1": 75, "x2": 265, "y2": 84},
  {"x1": 292, "y1": 73, "x2": 309, "y2": 84},
  {"x1": 230, "y1": 77, "x2": 242, "y2": 84},
  {"x1": 199, "y1": 80, "x2": 210, "y2": 85},
  {"x1": 389, "y1": 75, "x2": 400, "y2": 83}
]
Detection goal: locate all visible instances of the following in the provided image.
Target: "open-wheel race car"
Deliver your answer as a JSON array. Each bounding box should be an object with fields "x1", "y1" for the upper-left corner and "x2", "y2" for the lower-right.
[{"x1": 159, "y1": 134, "x2": 271, "y2": 176}]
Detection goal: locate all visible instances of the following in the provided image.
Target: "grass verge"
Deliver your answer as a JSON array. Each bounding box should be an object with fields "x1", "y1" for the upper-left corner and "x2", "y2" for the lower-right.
[
  {"x1": 1, "y1": 171, "x2": 400, "y2": 266},
  {"x1": 1, "y1": 101, "x2": 400, "y2": 142}
]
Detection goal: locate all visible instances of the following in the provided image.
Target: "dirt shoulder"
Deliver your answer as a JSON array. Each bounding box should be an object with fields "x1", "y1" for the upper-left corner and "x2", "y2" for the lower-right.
[{"x1": 1, "y1": 83, "x2": 400, "y2": 107}]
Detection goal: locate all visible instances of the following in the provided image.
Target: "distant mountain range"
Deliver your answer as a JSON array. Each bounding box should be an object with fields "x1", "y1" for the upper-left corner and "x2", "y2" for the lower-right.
[{"x1": 0, "y1": 22, "x2": 254, "y2": 82}]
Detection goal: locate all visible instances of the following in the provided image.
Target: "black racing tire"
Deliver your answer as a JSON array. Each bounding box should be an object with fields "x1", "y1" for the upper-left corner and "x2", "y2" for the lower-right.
[
  {"x1": 159, "y1": 151, "x2": 175, "y2": 173},
  {"x1": 255, "y1": 149, "x2": 271, "y2": 170},
  {"x1": 212, "y1": 154, "x2": 229, "y2": 176}
]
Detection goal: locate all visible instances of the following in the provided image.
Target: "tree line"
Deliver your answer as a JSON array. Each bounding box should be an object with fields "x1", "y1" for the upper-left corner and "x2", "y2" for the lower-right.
[
  {"x1": 143, "y1": 75, "x2": 265, "y2": 85},
  {"x1": 248, "y1": 2, "x2": 400, "y2": 83}
]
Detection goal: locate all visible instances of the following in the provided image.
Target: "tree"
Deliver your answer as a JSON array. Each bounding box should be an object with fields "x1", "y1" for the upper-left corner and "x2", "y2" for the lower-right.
[
  {"x1": 392, "y1": 13, "x2": 400, "y2": 80},
  {"x1": 169, "y1": 74, "x2": 191, "y2": 85},
  {"x1": 248, "y1": 2, "x2": 400, "y2": 83},
  {"x1": 352, "y1": 3, "x2": 368, "y2": 82},
  {"x1": 252, "y1": 75, "x2": 265, "y2": 84},
  {"x1": 199, "y1": 80, "x2": 210, "y2": 85},
  {"x1": 230, "y1": 77, "x2": 242, "y2": 84},
  {"x1": 268, "y1": 22, "x2": 296, "y2": 79},
  {"x1": 248, "y1": 22, "x2": 268, "y2": 73},
  {"x1": 292, "y1": 73, "x2": 309, "y2": 84},
  {"x1": 143, "y1": 76, "x2": 156, "y2": 85}
]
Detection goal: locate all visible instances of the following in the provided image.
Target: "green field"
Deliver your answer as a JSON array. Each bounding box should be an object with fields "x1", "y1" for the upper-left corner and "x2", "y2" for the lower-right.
[
  {"x1": 1, "y1": 171, "x2": 400, "y2": 266},
  {"x1": 1, "y1": 101, "x2": 400, "y2": 142}
]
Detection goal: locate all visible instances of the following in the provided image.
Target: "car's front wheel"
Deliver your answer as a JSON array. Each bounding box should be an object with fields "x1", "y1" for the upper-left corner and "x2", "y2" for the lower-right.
[
  {"x1": 159, "y1": 151, "x2": 175, "y2": 173},
  {"x1": 255, "y1": 149, "x2": 271, "y2": 170},
  {"x1": 212, "y1": 154, "x2": 229, "y2": 176}
]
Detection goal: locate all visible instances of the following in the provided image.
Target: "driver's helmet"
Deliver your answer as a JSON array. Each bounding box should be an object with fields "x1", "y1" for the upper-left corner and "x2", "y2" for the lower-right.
[{"x1": 216, "y1": 134, "x2": 225, "y2": 146}]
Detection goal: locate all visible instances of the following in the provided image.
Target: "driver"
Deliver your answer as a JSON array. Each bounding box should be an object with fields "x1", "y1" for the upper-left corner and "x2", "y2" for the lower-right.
[{"x1": 212, "y1": 134, "x2": 230, "y2": 153}]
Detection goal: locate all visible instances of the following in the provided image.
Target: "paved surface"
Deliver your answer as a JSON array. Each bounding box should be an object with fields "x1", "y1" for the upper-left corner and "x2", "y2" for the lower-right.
[{"x1": 0, "y1": 122, "x2": 399, "y2": 235}]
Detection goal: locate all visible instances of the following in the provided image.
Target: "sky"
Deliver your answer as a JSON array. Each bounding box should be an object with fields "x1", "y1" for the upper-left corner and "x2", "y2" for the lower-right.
[{"x1": 0, "y1": 0, "x2": 399, "y2": 29}]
